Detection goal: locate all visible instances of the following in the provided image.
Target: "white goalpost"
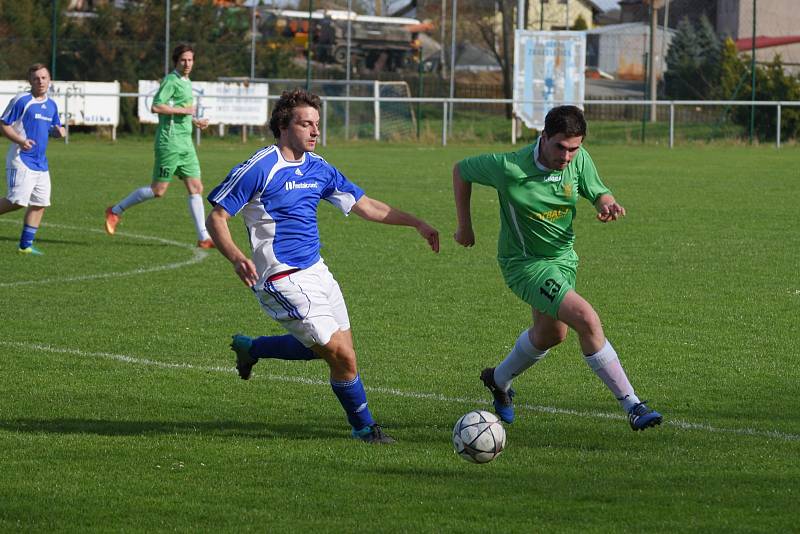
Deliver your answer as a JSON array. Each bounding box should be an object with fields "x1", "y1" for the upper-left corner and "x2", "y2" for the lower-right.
[{"x1": 372, "y1": 80, "x2": 416, "y2": 141}]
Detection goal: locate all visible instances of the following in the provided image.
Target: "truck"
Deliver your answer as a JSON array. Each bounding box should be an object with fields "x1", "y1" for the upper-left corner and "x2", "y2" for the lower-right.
[{"x1": 262, "y1": 9, "x2": 432, "y2": 72}]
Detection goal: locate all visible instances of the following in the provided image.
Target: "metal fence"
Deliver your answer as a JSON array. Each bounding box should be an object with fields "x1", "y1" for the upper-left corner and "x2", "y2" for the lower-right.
[{"x1": 3, "y1": 88, "x2": 798, "y2": 148}]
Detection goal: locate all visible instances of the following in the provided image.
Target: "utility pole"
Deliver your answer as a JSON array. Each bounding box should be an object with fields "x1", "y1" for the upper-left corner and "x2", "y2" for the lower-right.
[
  {"x1": 649, "y1": 0, "x2": 658, "y2": 122},
  {"x1": 250, "y1": 2, "x2": 257, "y2": 80},
  {"x1": 539, "y1": 0, "x2": 544, "y2": 30},
  {"x1": 51, "y1": 0, "x2": 57, "y2": 79},
  {"x1": 165, "y1": 0, "x2": 171, "y2": 76},
  {"x1": 749, "y1": 0, "x2": 757, "y2": 143},
  {"x1": 448, "y1": 0, "x2": 458, "y2": 131},
  {"x1": 660, "y1": 0, "x2": 670, "y2": 96},
  {"x1": 306, "y1": 0, "x2": 314, "y2": 90},
  {"x1": 345, "y1": 0, "x2": 353, "y2": 139},
  {"x1": 440, "y1": 0, "x2": 447, "y2": 80}
]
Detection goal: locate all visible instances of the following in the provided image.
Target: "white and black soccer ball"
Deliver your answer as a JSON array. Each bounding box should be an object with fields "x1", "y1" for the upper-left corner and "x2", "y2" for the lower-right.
[{"x1": 452, "y1": 409, "x2": 506, "y2": 464}]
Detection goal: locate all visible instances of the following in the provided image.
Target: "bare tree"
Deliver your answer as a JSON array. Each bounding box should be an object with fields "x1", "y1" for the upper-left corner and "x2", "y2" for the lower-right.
[{"x1": 474, "y1": 0, "x2": 514, "y2": 117}]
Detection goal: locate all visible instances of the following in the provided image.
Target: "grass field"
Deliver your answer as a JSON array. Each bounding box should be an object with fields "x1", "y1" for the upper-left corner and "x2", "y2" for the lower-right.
[{"x1": 1, "y1": 137, "x2": 798, "y2": 532}]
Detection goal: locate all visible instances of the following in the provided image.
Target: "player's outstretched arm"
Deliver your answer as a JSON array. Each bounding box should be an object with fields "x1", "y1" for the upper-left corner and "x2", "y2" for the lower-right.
[
  {"x1": 350, "y1": 195, "x2": 439, "y2": 253},
  {"x1": 206, "y1": 206, "x2": 259, "y2": 286},
  {"x1": 594, "y1": 193, "x2": 626, "y2": 223},
  {"x1": 452, "y1": 164, "x2": 475, "y2": 247}
]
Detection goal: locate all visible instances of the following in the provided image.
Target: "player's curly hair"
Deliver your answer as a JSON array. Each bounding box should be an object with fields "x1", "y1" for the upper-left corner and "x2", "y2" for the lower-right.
[
  {"x1": 172, "y1": 43, "x2": 194, "y2": 65},
  {"x1": 269, "y1": 89, "x2": 322, "y2": 139},
  {"x1": 543, "y1": 105, "x2": 587, "y2": 139}
]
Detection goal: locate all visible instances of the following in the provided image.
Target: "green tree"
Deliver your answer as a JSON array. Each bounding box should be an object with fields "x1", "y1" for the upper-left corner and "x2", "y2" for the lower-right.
[
  {"x1": 572, "y1": 14, "x2": 588, "y2": 31},
  {"x1": 0, "y1": 0, "x2": 57, "y2": 79},
  {"x1": 716, "y1": 37, "x2": 747, "y2": 100},
  {"x1": 665, "y1": 15, "x2": 721, "y2": 99},
  {"x1": 732, "y1": 55, "x2": 800, "y2": 141}
]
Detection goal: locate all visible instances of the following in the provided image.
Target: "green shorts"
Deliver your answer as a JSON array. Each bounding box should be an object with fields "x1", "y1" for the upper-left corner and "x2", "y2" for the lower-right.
[
  {"x1": 499, "y1": 250, "x2": 578, "y2": 319},
  {"x1": 152, "y1": 144, "x2": 201, "y2": 182}
]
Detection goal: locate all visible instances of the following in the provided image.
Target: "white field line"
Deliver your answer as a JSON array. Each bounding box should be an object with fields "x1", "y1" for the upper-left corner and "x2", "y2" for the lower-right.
[
  {"x1": 2, "y1": 340, "x2": 798, "y2": 443},
  {"x1": 0, "y1": 221, "x2": 209, "y2": 287}
]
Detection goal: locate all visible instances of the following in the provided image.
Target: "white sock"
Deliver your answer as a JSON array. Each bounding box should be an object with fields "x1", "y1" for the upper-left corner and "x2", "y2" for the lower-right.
[
  {"x1": 584, "y1": 339, "x2": 640, "y2": 412},
  {"x1": 494, "y1": 331, "x2": 549, "y2": 391},
  {"x1": 187, "y1": 193, "x2": 210, "y2": 241},
  {"x1": 113, "y1": 186, "x2": 155, "y2": 214}
]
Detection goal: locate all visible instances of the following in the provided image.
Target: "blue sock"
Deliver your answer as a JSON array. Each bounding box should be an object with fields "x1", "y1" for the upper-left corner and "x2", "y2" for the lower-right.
[
  {"x1": 250, "y1": 335, "x2": 317, "y2": 360},
  {"x1": 330, "y1": 374, "x2": 375, "y2": 431},
  {"x1": 19, "y1": 224, "x2": 38, "y2": 249}
]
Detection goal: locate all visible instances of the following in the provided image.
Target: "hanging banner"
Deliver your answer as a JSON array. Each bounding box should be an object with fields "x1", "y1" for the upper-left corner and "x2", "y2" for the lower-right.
[
  {"x1": 137, "y1": 81, "x2": 269, "y2": 126},
  {"x1": 513, "y1": 30, "x2": 586, "y2": 130},
  {"x1": 0, "y1": 80, "x2": 120, "y2": 126}
]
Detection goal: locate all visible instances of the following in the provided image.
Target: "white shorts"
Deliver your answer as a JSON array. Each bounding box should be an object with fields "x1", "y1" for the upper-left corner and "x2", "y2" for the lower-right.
[
  {"x1": 5, "y1": 156, "x2": 51, "y2": 207},
  {"x1": 253, "y1": 259, "x2": 350, "y2": 348}
]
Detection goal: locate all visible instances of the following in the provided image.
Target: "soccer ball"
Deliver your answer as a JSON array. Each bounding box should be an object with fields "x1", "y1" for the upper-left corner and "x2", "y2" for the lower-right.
[{"x1": 452, "y1": 409, "x2": 506, "y2": 464}]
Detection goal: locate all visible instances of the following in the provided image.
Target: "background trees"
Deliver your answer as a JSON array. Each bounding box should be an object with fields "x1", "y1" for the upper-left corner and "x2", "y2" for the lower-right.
[
  {"x1": 0, "y1": 0, "x2": 298, "y2": 84},
  {"x1": 665, "y1": 14, "x2": 800, "y2": 140}
]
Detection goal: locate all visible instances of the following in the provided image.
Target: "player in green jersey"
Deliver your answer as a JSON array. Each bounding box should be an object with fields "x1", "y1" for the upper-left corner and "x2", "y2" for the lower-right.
[
  {"x1": 453, "y1": 105, "x2": 662, "y2": 431},
  {"x1": 104, "y1": 44, "x2": 214, "y2": 248}
]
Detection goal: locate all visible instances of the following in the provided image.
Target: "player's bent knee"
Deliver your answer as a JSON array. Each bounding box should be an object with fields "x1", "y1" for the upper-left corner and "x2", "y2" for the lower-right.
[
  {"x1": 574, "y1": 311, "x2": 603, "y2": 339},
  {"x1": 534, "y1": 329, "x2": 567, "y2": 350},
  {"x1": 322, "y1": 349, "x2": 357, "y2": 376}
]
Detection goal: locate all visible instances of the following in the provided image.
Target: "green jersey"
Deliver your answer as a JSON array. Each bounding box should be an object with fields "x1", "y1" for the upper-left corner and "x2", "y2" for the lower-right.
[
  {"x1": 152, "y1": 70, "x2": 194, "y2": 147},
  {"x1": 458, "y1": 139, "x2": 611, "y2": 260}
]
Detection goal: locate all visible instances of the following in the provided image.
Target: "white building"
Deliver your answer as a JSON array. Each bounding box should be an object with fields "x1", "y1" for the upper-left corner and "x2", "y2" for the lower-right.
[{"x1": 586, "y1": 22, "x2": 675, "y2": 80}]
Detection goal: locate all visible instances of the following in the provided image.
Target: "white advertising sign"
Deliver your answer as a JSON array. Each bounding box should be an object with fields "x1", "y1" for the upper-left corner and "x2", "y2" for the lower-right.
[
  {"x1": 0, "y1": 81, "x2": 120, "y2": 126},
  {"x1": 138, "y1": 81, "x2": 269, "y2": 126},
  {"x1": 513, "y1": 31, "x2": 586, "y2": 130}
]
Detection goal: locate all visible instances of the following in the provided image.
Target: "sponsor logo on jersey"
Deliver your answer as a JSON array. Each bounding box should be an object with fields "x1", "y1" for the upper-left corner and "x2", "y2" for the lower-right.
[
  {"x1": 544, "y1": 174, "x2": 561, "y2": 182},
  {"x1": 531, "y1": 207, "x2": 570, "y2": 222},
  {"x1": 285, "y1": 180, "x2": 318, "y2": 191},
  {"x1": 34, "y1": 113, "x2": 52, "y2": 122}
]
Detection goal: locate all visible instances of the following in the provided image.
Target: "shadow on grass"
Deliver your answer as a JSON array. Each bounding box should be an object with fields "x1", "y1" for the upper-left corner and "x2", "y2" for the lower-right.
[
  {"x1": 0, "y1": 417, "x2": 345, "y2": 441},
  {"x1": 0, "y1": 235, "x2": 90, "y2": 246}
]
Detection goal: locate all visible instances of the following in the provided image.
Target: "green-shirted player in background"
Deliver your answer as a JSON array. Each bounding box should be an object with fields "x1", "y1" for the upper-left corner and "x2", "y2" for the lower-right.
[
  {"x1": 105, "y1": 43, "x2": 214, "y2": 248},
  {"x1": 453, "y1": 105, "x2": 662, "y2": 431}
]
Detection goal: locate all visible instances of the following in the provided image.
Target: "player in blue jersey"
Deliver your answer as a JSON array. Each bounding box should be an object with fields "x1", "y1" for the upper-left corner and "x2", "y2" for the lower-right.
[
  {"x1": 0, "y1": 64, "x2": 65, "y2": 255},
  {"x1": 206, "y1": 89, "x2": 440, "y2": 444}
]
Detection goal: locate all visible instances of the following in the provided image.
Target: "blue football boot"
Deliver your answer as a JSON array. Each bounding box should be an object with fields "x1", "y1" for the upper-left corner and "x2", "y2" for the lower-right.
[
  {"x1": 480, "y1": 367, "x2": 516, "y2": 424},
  {"x1": 230, "y1": 334, "x2": 257, "y2": 380},
  {"x1": 628, "y1": 401, "x2": 663, "y2": 431},
  {"x1": 352, "y1": 424, "x2": 395, "y2": 444}
]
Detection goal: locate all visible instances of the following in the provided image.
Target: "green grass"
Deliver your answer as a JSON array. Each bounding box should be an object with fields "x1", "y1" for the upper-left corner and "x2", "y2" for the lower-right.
[{"x1": 1, "y1": 138, "x2": 798, "y2": 532}]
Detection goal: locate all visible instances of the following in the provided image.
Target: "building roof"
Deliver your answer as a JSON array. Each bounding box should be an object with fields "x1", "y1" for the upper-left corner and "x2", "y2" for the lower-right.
[
  {"x1": 734, "y1": 35, "x2": 800, "y2": 51},
  {"x1": 586, "y1": 21, "x2": 673, "y2": 35}
]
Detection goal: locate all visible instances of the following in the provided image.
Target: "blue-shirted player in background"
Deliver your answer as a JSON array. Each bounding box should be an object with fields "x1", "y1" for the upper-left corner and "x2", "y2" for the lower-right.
[
  {"x1": 0, "y1": 63, "x2": 65, "y2": 255},
  {"x1": 206, "y1": 89, "x2": 439, "y2": 444}
]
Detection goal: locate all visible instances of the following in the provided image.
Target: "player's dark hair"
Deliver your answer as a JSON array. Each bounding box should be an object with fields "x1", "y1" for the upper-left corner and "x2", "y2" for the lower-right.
[
  {"x1": 27, "y1": 63, "x2": 49, "y2": 80},
  {"x1": 269, "y1": 89, "x2": 322, "y2": 139},
  {"x1": 172, "y1": 43, "x2": 194, "y2": 65},
  {"x1": 543, "y1": 105, "x2": 587, "y2": 139}
]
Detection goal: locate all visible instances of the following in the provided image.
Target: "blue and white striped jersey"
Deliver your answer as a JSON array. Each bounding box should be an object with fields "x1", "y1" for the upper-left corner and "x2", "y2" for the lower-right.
[
  {"x1": 1, "y1": 92, "x2": 61, "y2": 171},
  {"x1": 208, "y1": 145, "x2": 365, "y2": 280}
]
